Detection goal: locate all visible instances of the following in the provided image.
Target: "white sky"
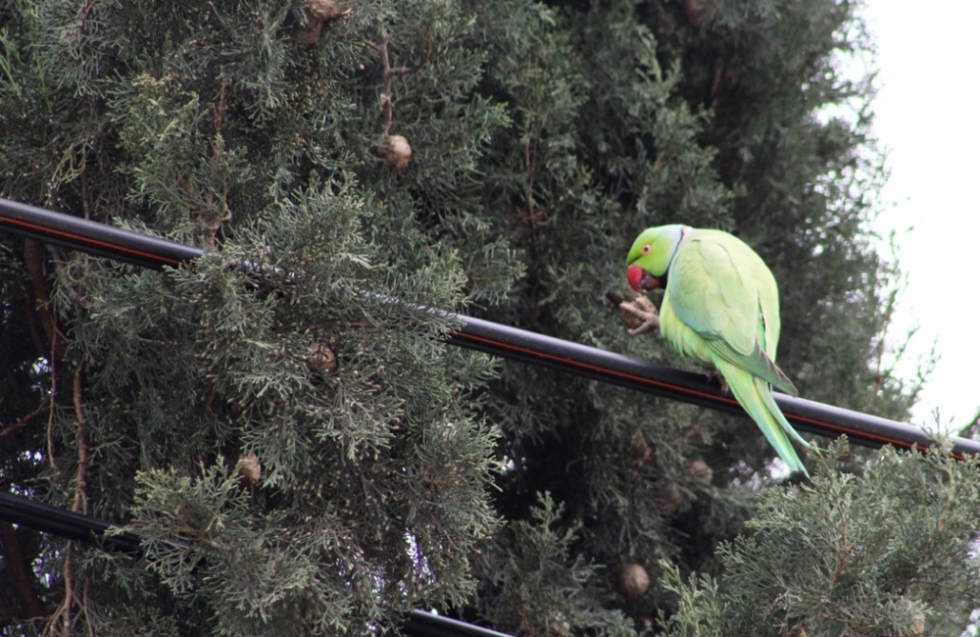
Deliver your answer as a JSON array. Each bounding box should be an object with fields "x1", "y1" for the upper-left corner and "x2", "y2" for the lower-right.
[{"x1": 862, "y1": 1, "x2": 980, "y2": 431}]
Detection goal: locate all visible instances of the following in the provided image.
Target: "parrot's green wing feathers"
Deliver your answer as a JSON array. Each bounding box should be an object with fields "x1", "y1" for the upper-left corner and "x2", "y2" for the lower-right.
[{"x1": 668, "y1": 231, "x2": 798, "y2": 397}]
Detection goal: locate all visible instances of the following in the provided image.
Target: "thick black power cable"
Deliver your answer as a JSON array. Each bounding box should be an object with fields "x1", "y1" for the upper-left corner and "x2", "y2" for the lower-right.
[
  {"x1": 0, "y1": 492, "x2": 140, "y2": 551},
  {"x1": 3, "y1": 196, "x2": 977, "y2": 455}
]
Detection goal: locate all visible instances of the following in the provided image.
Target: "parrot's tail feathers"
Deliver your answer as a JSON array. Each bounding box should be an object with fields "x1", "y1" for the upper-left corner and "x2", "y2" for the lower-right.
[
  {"x1": 758, "y1": 384, "x2": 810, "y2": 449},
  {"x1": 718, "y1": 361, "x2": 809, "y2": 477}
]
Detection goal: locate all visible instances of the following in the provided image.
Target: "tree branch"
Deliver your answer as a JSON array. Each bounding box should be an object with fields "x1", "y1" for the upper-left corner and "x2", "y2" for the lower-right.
[
  {"x1": 376, "y1": 34, "x2": 432, "y2": 136},
  {"x1": 0, "y1": 522, "x2": 45, "y2": 619},
  {"x1": 71, "y1": 370, "x2": 89, "y2": 515},
  {"x1": 0, "y1": 405, "x2": 49, "y2": 439},
  {"x1": 23, "y1": 240, "x2": 65, "y2": 359}
]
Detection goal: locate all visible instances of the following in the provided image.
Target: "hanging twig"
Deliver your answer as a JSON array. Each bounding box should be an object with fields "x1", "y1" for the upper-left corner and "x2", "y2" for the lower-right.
[
  {"x1": 71, "y1": 370, "x2": 89, "y2": 516},
  {"x1": 83, "y1": 580, "x2": 94, "y2": 637},
  {"x1": 46, "y1": 338, "x2": 59, "y2": 473},
  {"x1": 375, "y1": 32, "x2": 433, "y2": 135},
  {"x1": 42, "y1": 373, "x2": 90, "y2": 636},
  {"x1": 23, "y1": 240, "x2": 65, "y2": 359},
  {"x1": 0, "y1": 521, "x2": 45, "y2": 619},
  {"x1": 203, "y1": 78, "x2": 232, "y2": 249},
  {"x1": 76, "y1": 0, "x2": 97, "y2": 34},
  {"x1": 370, "y1": 29, "x2": 432, "y2": 170},
  {"x1": 41, "y1": 537, "x2": 74, "y2": 637},
  {"x1": 0, "y1": 405, "x2": 49, "y2": 439}
]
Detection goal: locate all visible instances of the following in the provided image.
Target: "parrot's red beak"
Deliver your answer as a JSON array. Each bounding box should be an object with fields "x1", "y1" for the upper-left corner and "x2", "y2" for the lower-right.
[
  {"x1": 626, "y1": 264, "x2": 660, "y2": 292},
  {"x1": 627, "y1": 265, "x2": 644, "y2": 291}
]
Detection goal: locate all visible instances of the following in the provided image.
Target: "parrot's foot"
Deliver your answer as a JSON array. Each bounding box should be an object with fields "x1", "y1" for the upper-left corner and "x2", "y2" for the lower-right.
[
  {"x1": 706, "y1": 368, "x2": 729, "y2": 394},
  {"x1": 619, "y1": 295, "x2": 660, "y2": 336}
]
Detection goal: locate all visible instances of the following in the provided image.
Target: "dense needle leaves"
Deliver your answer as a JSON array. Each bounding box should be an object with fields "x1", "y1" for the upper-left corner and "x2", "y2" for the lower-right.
[{"x1": 0, "y1": 0, "x2": 967, "y2": 636}]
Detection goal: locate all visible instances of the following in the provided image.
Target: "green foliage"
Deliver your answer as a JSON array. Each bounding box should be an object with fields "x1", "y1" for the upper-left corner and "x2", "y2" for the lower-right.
[
  {"x1": 474, "y1": 492, "x2": 635, "y2": 637},
  {"x1": 0, "y1": 0, "x2": 959, "y2": 635},
  {"x1": 660, "y1": 439, "x2": 980, "y2": 637}
]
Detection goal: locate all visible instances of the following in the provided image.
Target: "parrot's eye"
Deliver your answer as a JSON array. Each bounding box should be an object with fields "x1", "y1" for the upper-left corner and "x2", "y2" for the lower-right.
[{"x1": 641, "y1": 244, "x2": 651, "y2": 255}]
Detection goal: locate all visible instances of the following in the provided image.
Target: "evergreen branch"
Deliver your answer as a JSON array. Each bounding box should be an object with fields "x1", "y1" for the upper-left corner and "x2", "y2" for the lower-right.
[
  {"x1": 76, "y1": 0, "x2": 98, "y2": 35},
  {"x1": 62, "y1": 546, "x2": 75, "y2": 637},
  {"x1": 46, "y1": 336, "x2": 59, "y2": 473},
  {"x1": 23, "y1": 239, "x2": 64, "y2": 358},
  {"x1": 71, "y1": 370, "x2": 89, "y2": 516},
  {"x1": 42, "y1": 540, "x2": 74, "y2": 637},
  {"x1": 206, "y1": 78, "x2": 233, "y2": 249},
  {"x1": 0, "y1": 125, "x2": 41, "y2": 144},
  {"x1": 82, "y1": 580, "x2": 94, "y2": 637},
  {"x1": 375, "y1": 33, "x2": 433, "y2": 136},
  {"x1": 0, "y1": 405, "x2": 49, "y2": 439},
  {"x1": 37, "y1": 373, "x2": 93, "y2": 637}
]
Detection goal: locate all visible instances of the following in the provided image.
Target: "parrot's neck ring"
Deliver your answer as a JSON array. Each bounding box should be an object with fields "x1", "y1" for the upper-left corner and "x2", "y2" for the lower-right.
[{"x1": 662, "y1": 226, "x2": 689, "y2": 281}]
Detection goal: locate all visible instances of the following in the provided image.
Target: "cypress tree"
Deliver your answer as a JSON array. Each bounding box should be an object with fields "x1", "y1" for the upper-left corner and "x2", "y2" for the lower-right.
[{"x1": 1, "y1": 1, "x2": 974, "y2": 636}]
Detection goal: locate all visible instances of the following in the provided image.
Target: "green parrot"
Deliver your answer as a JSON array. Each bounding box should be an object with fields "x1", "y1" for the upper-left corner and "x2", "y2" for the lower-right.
[{"x1": 622, "y1": 225, "x2": 810, "y2": 476}]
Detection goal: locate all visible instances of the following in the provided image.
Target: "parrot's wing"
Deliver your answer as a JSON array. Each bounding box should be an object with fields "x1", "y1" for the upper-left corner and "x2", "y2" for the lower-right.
[{"x1": 669, "y1": 233, "x2": 798, "y2": 397}]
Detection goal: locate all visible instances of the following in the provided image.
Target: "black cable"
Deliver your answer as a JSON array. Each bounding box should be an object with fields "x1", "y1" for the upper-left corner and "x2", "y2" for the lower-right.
[
  {"x1": 448, "y1": 315, "x2": 980, "y2": 455},
  {"x1": 0, "y1": 491, "x2": 509, "y2": 637},
  {"x1": 401, "y1": 611, "x2": 514, "y2": 637},
  {"x1": 0, "y1": 197, "x2": 202, "y2": 268},
  {"x1": 3, "y1": 196, "x2": 978, "y2": 455},
  {"x1": 0, "y1": 492, "x2": 143, "y2": 553}
]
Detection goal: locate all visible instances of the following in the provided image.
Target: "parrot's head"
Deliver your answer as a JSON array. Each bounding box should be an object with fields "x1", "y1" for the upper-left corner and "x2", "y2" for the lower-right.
[{"x1": 625, "y1": 225, "x2": 689, "y2": 292}]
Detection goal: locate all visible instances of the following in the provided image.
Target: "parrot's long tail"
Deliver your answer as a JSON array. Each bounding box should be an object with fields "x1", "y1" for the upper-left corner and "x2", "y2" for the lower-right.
[{"x1": 715, "y1": 359, "x2": 810, "y2": 477}]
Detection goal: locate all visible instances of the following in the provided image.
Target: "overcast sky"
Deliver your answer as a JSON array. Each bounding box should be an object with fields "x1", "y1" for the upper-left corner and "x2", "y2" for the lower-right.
[{"x1": 861, "y1": 1, "x2": 980, "y2": 431}]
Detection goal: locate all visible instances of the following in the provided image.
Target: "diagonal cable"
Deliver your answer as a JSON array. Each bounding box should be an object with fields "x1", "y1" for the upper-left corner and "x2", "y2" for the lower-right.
[{"x1": 3, "y1": 196, "x2": 975, "y2": 454}]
